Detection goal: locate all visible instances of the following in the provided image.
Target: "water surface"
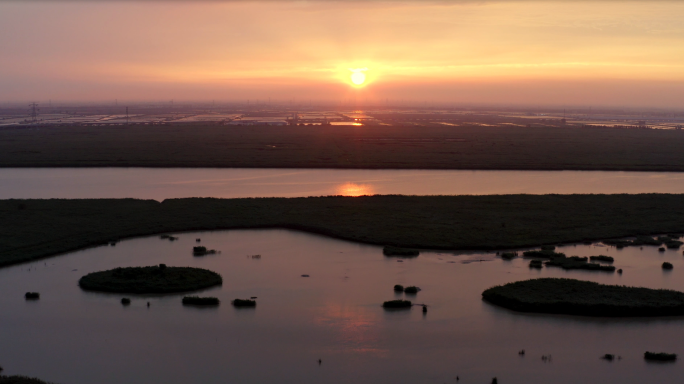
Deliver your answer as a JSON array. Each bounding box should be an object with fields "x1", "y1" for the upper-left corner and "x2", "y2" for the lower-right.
[
  {"x1": 2, "y1": 168, "x2": 684, "y2": 200},
  {"x1": 0, "y1": 229, "x2": 682, "y2": 383}
]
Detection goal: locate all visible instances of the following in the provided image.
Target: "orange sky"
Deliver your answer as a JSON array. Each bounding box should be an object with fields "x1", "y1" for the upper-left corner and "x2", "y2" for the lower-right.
[{"x1": 1, "y1": 1, "x2": 684, "y2": 107}]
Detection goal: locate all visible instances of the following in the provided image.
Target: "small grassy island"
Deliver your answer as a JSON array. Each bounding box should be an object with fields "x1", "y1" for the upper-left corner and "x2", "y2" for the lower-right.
[
  {"x1": 192, "y1": 246, "x2": 217, "y2": 256},
  {"x1": 79, "y1": 264, "x2": 222, "y2": 294},
  {"x1": 404, "y1": 286, "x2": 420, "y2": 294},
  {"x1": 232, "y1": 299, "x2": 256, "y2": 307},
  {"x1": 394, "y1": 284, "x2": 404, "y2": 292},
  {"x1": 382, "y1": 300, "x2": 412, "y2": 308},
  {"x1": 383, "y1": 246, "x2": 420, "y2": 257},
  {"x1": 523, "y1": 250, "x2": 615, "y2": 272},
  {"x1": 182, "y1": 296, "x2": 220, "y2": 306},
  {"x1": 482, "y1": 278, "x2": 684, "y2": 317},
  {"x1": 644, "y1": 352, "x2": 677, "y2": 362}
]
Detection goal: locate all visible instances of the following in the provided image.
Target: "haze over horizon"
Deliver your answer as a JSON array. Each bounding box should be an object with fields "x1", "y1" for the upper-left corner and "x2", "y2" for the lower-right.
[{"x1": 2, "y1": 0, "x2": 684, "y2": 108}]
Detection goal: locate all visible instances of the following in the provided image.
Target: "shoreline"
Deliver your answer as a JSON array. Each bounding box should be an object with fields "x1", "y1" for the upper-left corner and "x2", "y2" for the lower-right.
[{"x1": 2, "y1": 194, "x2": 684, "y2": 269}]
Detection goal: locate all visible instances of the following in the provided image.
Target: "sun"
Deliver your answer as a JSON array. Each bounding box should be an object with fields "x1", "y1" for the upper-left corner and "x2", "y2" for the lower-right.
[{"x1": 349, "y1": 68, "x2": 368, "y2": 86}]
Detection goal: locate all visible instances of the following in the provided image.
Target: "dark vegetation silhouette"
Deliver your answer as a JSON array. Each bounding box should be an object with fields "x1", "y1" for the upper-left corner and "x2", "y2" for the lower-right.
[
  {"x1": 24, "y1": 292, "x2": 39, "y2": 300},
  {"x1": 4, "y1": 195, "x2": 684, "y2": 268},
  {"x1": 121, "y1": 298, "x2": 131, "y2": 305},
  {"x1": 662, "y1": 262, "x2": 674, "y2": 270},
  {"x1": 382, "y1": 300, "x2": 412, "y2": 308},
  {"x1": 78, "y1": 265, "x2": 222, "y2": 294},
  {"x1": 192, "y1": 246, "x2": 217, "y2": 256},
  {"x1": 482, "y1": 278, "x2": 684, "y2": 317},
  {"x1": 232, "y1": 299, "x2": 256, "y2": 307},
  {"x1": 0, "y1": 376, "x2": 54, "y2": 384},
  {"x1": 644, "y1": 352, "x2": 677, "y2": 361},
  {"x1": 501, "y1": 252, "x2": 517, "y2": 260},
  {"x1": 590, "y1": 255, "x2": 614, "y2": 262},
  {"x1": 404, "y1": 286, "x2": 420, "y2": 294},
  {"x1": 524, "y1": 251, "x2": 615, "y2": 271},
  {"x1": 393, "y1": 285, "x2": 404, "y2": 292},
  {"x1": 383, "y1": 246, "x2": 419, "y2": 257},
  {"x1": 182, "y1": 296, "x2": 220, "y2": 306}
]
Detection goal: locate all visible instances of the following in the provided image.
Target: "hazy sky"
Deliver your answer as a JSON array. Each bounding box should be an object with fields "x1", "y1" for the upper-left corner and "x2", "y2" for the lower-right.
[{"x1": 2, "y1": 1, "x2": 684, "y2": 107}]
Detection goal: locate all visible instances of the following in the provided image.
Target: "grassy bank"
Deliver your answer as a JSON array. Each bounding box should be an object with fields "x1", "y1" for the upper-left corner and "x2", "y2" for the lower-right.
[
  {"x1": 3, "y1": 125, "x2": 684, "y2": 171},
  {"x1": 3, "y1": 194, "x2": 684, "y2": 268},
  {"x1": 0, "y1": 376, "x2": 53, "y2": 384},
  {"x1": 482, "y1": 278, "x2": 684, "y2": 317}
]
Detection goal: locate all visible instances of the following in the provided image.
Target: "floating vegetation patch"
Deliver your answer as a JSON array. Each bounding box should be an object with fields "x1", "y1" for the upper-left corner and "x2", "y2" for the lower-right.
[
  {"x1": 545, "y1": 256, "x2": 615, "y2": 272},
  {"x1": 182, "y1": 296, "x2": 220, "y2": 306},
  {"x1": 24, "y1": 292, "x2": 39, "y2": 300},
  {"x1": 160, "y1": 234, "x2": 179, "y2": 241},
  {"x1": 382, "y1": 300, "x2": 412, "y2": 308},
  {"x1": 79, "y1": 265, "x2": 222, "y2": 294},
  {"x1": 482, "y1": 278, "x2": 684, "y2": 317},
  {"x1": 662, "y1": 262, "x2": 674, "y2": 270},
  {"x1": 393, "y1": 284, "x2": 404, "y2": 292},
  {"x1": 524, "y1": 251, "x2": 615, "y2": 272},
  {"x1": 192, "y1": 246, "x2": 217, "y2": 256},
  {"x1": 383, "y1": 246, "x2": 419, "y2": 257},
  {"x1": 232, "y1": 299, "x2": 256, "y2": 307},
  {"x1": 590, "y1": 255, "x2": 614, "y2": 263},
  {"x1": 404, "y1": 286, "x2": 420, "y2": 294},
  {"x1": 121, "y1": 298, "x2": 131, "y2": 305},
  {"x1": 644, "y1": 352, "x2": 677, "y2": 361},
  {"x1": 500, "y1": 252, "x2": 517, "y2": 260}
]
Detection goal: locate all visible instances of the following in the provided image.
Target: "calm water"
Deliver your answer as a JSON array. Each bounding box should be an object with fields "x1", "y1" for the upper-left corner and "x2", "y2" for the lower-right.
[
  {"x1": 1, "y1": 229, "x2": 682, "y2": 384},
  {"x1": 2, "y1": 168, "x2": 684, "y2": 200}
]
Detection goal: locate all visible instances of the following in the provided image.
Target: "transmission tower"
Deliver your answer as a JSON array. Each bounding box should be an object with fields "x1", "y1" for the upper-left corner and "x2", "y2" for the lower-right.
[{"x1": 28, "y1": 102, "x2": 39, "y2": 123}]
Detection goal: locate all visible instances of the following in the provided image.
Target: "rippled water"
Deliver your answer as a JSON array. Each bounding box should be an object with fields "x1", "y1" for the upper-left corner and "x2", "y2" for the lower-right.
[
  {"x1": 0, "y1": 229, "x2": 682, "y2": 383},
  {"x1": 2, "y1": 168, "x2": 684, "y2": 200}
]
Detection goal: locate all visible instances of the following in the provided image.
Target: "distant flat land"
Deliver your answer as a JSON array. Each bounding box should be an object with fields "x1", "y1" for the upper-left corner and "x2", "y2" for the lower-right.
[
  {"x1": 2, "y1": 124, "x2": 684, "y2": 171},
  {"x1": 2, "y1": 194, "x2": 684, "y2": 268}
]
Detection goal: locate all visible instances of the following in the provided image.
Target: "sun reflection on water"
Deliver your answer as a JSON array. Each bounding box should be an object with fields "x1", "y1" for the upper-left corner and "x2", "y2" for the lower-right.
[{"x1": 337, "y1": 183, "x2": 374, "y2": 196}]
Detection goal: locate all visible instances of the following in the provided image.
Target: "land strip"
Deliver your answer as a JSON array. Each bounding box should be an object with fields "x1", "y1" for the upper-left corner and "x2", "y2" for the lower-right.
[
  {"x1": 2, "y1": 194, "x2": 684, "y2": 268},
  {"x1": 3, "y1": 125, "x2": 684, "y2": 171}
]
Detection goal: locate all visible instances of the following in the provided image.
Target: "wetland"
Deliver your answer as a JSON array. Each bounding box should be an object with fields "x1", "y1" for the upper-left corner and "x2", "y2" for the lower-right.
[{"x1": 1, "y1": 228, "x2": 683, "y2": 384}]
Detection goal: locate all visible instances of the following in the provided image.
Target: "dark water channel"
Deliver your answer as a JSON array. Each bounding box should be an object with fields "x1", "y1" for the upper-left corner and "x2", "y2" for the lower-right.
[{"x1": 1, "y1": 229, "x2": 682, "y2": 383}]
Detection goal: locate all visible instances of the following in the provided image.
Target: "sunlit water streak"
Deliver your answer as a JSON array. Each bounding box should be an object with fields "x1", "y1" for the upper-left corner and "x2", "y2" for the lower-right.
[{"x1": 2, "y1": 168, "x2": 684, "y2": 200}]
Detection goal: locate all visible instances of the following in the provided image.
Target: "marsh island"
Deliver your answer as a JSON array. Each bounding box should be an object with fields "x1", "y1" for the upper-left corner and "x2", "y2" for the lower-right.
[
  {"x1": 482, "y1": 278, "x2": 684, "y2": 317},
  {"x1": 78, "y1": 265, "x2": 222, "y2": 294}
]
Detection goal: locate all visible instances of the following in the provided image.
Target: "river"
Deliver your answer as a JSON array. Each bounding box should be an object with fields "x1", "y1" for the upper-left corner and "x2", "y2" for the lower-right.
[{"x1": 1, "y1": 168, "x2": 684, "y2": 200}]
